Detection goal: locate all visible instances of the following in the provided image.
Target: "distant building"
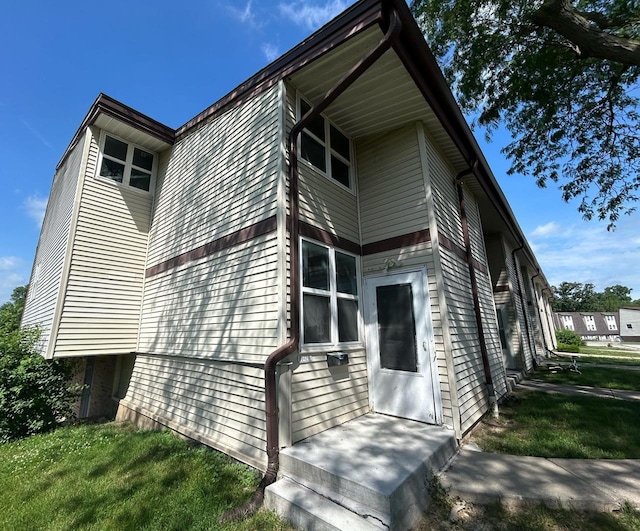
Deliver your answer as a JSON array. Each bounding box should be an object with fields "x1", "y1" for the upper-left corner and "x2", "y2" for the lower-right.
[
  {"x1": 619, "y1": 308, "x2": 640, "y2": 342},
  {"x1": 553, "y1": 311, "x2": 620, "y2": 342}
]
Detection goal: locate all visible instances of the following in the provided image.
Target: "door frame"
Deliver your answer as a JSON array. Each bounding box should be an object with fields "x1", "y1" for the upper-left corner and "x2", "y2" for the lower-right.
[{"x1": 364, "y1": 266, "x2": 442, "y2": 424}]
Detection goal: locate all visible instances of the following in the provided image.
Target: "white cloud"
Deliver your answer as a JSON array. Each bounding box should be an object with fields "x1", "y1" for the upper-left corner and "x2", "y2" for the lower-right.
[
  {"x1": 528, "y1": 219, "x2": 640, "y2": 297},
  {"x1": 262, "y1": 43, "x2": 280, "y2": 62},
  {"x1": 24, "y1": 195, "x2": 48, "y2": 227},
  {"x1": 278, "y1": 0, "x2": 352, "y2": 30},
  {"x1": 530, "y1": 221, "x2": 562, "y2": 238},
  {"x1": 226, "y1": 0, "x2": 260, "y2": 29}
]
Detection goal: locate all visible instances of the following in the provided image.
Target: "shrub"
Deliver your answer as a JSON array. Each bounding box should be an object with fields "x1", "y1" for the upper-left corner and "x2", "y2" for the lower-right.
[
  {"x1": 556, "y1": 329, "x2": 583, "y2": 349},
  {"x1": 0, "y1": 328, "x2": 81, "y2": 443},
  {"x1": 556, "y1": 343, "x2": 580, "y2": 353}
]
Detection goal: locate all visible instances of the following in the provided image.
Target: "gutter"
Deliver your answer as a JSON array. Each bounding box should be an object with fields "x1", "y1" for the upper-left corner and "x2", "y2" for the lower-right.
[
  {"x1": 221, "y1": 8, "x2": 402, "y2": 520},
  {"x1": 455, "y1": 166, "x2": 498, "y2": 417}
]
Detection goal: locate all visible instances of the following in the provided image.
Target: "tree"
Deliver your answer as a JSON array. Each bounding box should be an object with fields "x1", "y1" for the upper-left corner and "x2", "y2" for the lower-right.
[
  {"x1": 596, "y1": 284, "x2": 632, "y2": 310},
  {"x1": 0, "y1": 285, "x2": 28, "y2": 336},
  {"x1": 0, "y1": 285, "x2": 80, "y2": 442},
  {"x1": 552, "y1": 281, "x2": 598, "y2": 311},
  {"x1": 410, "y1": 0, "x2": 640, "y2": 227}
]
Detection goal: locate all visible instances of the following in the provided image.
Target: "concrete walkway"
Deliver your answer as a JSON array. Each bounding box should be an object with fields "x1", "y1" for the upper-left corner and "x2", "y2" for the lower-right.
[{"x1": 440, "y1": 380, "x2": 640, "y2": 511}]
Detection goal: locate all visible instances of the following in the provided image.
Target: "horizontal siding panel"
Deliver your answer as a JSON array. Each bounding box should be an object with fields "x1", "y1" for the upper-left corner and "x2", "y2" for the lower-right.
[
  {"x1": 22, "y1": 134, "x2": 86, "y2": 356},
  {"x1": 53, "y1": 131, "x2": 150, "y2": 358},
  {"x1": 147, "y1": 86, "x2": 280, "y2": 266},
  {"x1": 122, "y1": 354, "x2": 266, "y2": 467}
]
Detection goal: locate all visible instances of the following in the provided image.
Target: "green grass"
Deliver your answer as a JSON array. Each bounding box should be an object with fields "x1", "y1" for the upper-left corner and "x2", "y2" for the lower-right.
[
  {"x1": 0, "y1": 422, "x2": 291, "y2": 531},
  {"x1": 572, "y1": 345, "x2": 640, "y2": 366},
  {"x1": 533, "y1": 365, "x2": 640, "y2": 391},
  {"x1": 472, "y1": 391, "x2": 640, "y2": 459}
]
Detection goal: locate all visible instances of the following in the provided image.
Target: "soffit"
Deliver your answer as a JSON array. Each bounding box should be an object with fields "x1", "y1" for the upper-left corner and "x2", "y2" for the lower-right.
[
  {"x1": 93, "y1": 114, "x2": 173, "y2": 153},
  {"x1": 286, "y1": 25, "x2": 466, "y2": 172}
]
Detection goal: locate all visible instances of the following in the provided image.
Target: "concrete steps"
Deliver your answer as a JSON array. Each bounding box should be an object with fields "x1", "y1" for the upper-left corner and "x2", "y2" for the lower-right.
[{"x1": 264, "y1": 414, "x2": 457, "y2": 530}]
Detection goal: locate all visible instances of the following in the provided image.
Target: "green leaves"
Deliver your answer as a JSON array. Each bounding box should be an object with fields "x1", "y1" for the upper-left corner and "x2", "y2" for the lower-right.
[{"x1": 411, "y1": 0, "x2": 640, "y2": 226}]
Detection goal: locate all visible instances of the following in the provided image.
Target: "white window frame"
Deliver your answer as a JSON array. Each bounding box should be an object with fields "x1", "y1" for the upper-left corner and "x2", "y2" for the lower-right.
[
  {"x1": 583, "y1": 315, "x2": 597, "y2": 331},
  {"x1": 96, "y1": 131, "x2": 157, "y2": 193},
  {"x1": 300, "y1": 238, "x2": 362, "y2": 350},
  {"x1": 560, "y1": 315, "x2": 574, "y2": 331},
  {"x1": 297, "y1": 94, "x2": 354, "y2": 193},
  {"x1": 604, "y1": 315, "x2": 617, "y2": 331}
]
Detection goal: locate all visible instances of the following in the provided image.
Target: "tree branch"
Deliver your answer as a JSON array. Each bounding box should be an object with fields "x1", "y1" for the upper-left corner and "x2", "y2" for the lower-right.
[{"x1": 531, "y1": 0, "x2": 640, "y2": 66}]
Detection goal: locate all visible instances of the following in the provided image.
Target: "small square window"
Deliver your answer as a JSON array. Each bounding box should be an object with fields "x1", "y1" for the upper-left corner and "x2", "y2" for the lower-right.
[
  {"x1": 98, "y1": 134, "x2": 155, "y2": 192},
  {"x1": 627, "y1": 324, "x2": 633, "y2": 329}
]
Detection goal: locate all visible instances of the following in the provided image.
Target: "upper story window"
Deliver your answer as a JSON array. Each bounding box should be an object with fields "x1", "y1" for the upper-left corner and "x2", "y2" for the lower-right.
[
  {"x1": 604, "y1": 315, "x2": 617, "y2": 331},
  {"x1": 583, "y1": 315, "x2": 597, "y2": 331},
  {"x1": 560, "y1": 315, "x2": 574, "y2": 331},
  {"x1": 301, "y1": 239, "x2": 360, "y2": 346},
  {"x1": 98, "y1": 134, "x2": 156, "y2": 192},
  {"x1": 299, "y1": 97, "x2": 352, "y2": 191}
]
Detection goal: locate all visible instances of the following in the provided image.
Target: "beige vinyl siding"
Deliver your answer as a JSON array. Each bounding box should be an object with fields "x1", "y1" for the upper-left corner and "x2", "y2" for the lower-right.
[
  {"x1": 422, "y1": 130, "x2": 492, "y2": 434},
  {"x1": 22, "y1": 134, "x2": 86, "y2": 357},
  {"x1": 356, "y1": 125, "x2": 452, "y2": 428},
  {"x1": 121, "y1": 354, "x2": 266, "y2": 470},
  {"x1": 286, "y1": 85, "x2": 359, "y2": 243},
  {"x1": 139, "y1": 233, "x2": 280, "y2": 362},
  {"x1": 509, "y1": 251, "x2": 534, "y2": 371},
  {"x1": 147, "y1": 85, "x2": 281, "y2": 267},
  {"x1": 423, "y1": 132, "x2": 464, "y2": 248},
  {"x1": 291, "y1": 349, "x2": 369, "y2": 442},
  {"x1": 357, "y1": 124, "x2": 428, "y2": 243},
  {"x1": 466, "y1": 196, "x2": 507, "y2": 399},
  {"x1": 52, "y1": 130, "x2": 151, "y2": 357}
]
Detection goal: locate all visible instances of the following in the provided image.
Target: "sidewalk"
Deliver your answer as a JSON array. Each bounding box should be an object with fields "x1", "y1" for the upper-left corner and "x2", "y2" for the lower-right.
[{"x1": 439, "y1": 380, "x2": 640, "y2": 511}]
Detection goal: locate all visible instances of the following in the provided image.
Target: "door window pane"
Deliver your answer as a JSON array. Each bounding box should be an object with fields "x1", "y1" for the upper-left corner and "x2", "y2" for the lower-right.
[
  {"x1": 376, "y1": 284, "x2": 418, "y2": 372},
  {"x1": 336, "y1": 252, "x2": 357, "y2": 295},
  {"x1": 302, "y1": 241, "x2": 329, "y2": 290},
  {"x1": 338, "y1": 298, "x2": 358, "y2": 342},
  {"x1": 303, "y1": 294, "x2": 331, "y2": 343}
]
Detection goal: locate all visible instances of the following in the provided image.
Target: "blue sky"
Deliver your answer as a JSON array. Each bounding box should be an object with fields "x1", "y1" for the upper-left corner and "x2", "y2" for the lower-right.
[{"x1": 1, "y1": 0, "x2": 639, "y2": 304}]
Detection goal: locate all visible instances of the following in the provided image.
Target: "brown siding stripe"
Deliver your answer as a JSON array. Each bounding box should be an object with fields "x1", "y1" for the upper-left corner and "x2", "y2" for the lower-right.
[
  {"x1": 362, "y1": 229, "x2": 430, "y2": 255},
  {"x1": 298, "y1": 220, "x2": 362, "y2": 255},
  {"x1": 438, "y1": 232, "x2": 489, "y2": 275},
  {"x1": 146, "y1": 216, "x2": 277, "y2": 278}
]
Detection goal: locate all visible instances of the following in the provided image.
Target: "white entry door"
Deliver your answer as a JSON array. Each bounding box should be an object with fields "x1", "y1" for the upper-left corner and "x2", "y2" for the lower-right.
[{"x1": 365, "y1": 270, "x2": 440, "y2": 424}]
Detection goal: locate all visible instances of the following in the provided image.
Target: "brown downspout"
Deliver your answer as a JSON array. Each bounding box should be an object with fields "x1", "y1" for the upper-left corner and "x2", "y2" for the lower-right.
[
  {"x1": 511, "y1": 244, "x2": 538, "y2": 369},
  {"x1": 455, "y1": 166, "x2": 498, "y2": 418},
  {"x1": 221, "y1": 9, "x2": 402, "y2": 520}
]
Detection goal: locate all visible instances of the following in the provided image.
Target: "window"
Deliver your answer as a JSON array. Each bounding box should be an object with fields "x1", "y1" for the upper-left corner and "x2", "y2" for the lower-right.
[
  {"x1": 560, "y1": 315, "x2": 574, "y2": 331},
  {"x1": 98, "y1": 134, "x2": 155, "y2": 192},
  {"x1": 583, "y1": 315, "x2": 597, "y2": 331},
  {"x1": 627, "y1": 324, "x2": 633, "y2": 329},
  {"x1": 604, "y1": 315, "x2": 617, "y2": 331},
  {"x1": 301, "y1": 239, "x2": 359, "y2": 345},
  {"x1": 299, "y1": 97, "x2": 352, "y2": 190}
]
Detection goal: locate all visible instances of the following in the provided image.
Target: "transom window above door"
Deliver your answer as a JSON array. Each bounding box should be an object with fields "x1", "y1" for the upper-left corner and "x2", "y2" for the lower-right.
[
  {"x1": 298, "y1": 96, "x2": 353, "y2": 191},
  {"x1": 98, "y1": 134, "x2": 156, "y2": 192},
  {"x1": 301, "y1": 239, "x2": 360, "y2": 346}
]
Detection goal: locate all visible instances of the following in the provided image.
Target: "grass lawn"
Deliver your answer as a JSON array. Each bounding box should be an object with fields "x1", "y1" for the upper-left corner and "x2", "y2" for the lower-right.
[
  {"x1": 471, "y1": 391, "x2": 640, "y2": 459},
  {"x1": 0, "y1": 422, "x2": 291, "y2": 531},
  {"x1": 533, "y1": 365, "x2": 640, "y2": 391},
  {"x1": 562, "y1": 345, "x2": 640, "y2": 366}
]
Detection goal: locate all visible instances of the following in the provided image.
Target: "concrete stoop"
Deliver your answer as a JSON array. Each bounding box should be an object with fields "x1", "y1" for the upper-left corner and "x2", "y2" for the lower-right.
[
  {"x1": 506, "y1": 370, "x2": 526, "y2": 392},
  {"x1": 264, "y1": 413, "x2": 458, "y2": 530}
]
